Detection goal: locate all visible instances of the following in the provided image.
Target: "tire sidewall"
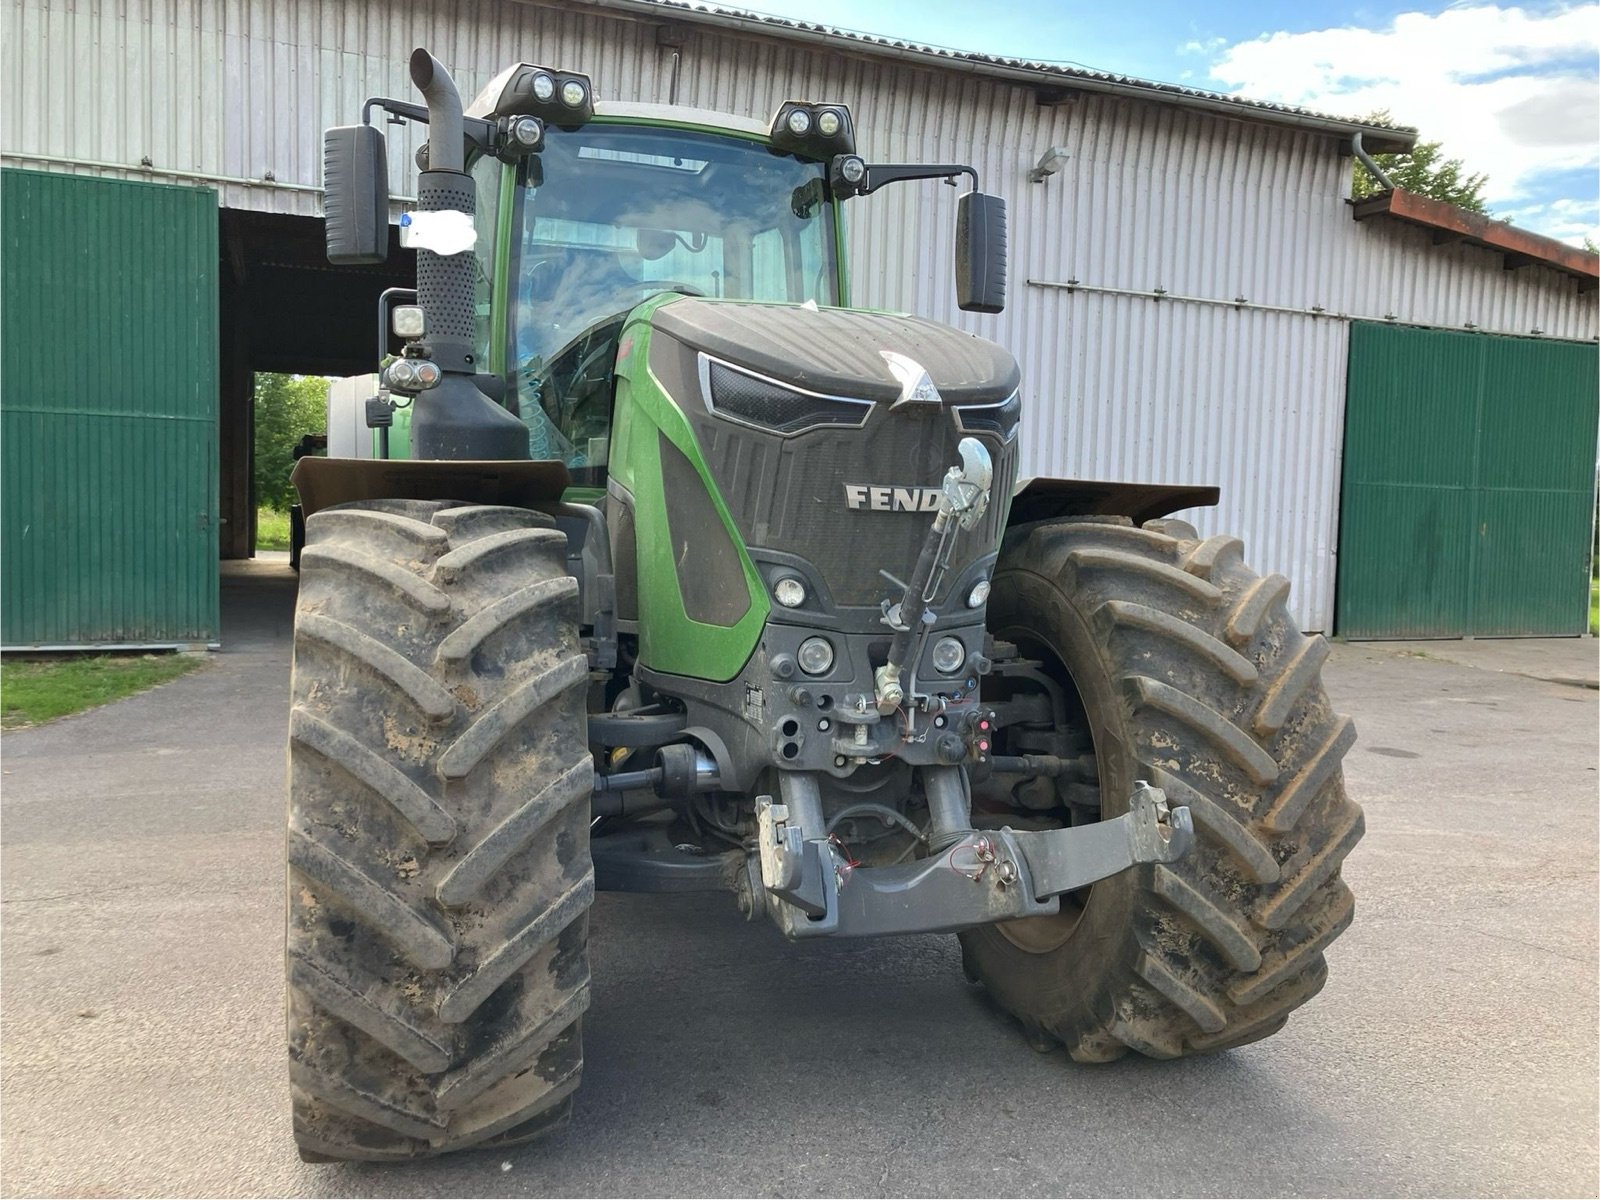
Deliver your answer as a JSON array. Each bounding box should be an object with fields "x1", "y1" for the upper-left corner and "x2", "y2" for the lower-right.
[{"x1": 962, "y1": 559, "x2": 1146, "y2": 1037}]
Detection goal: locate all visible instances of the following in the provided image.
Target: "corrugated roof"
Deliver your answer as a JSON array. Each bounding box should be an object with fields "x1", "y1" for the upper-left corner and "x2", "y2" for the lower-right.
[{"x1": 569, "y1": 0, "x2": 1419, "y2": 152}]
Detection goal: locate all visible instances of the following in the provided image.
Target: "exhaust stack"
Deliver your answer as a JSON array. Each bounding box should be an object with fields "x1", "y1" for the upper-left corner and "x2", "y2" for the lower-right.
[{"x1": 404, "y1": 48, "x2": 528, "y2": 461}]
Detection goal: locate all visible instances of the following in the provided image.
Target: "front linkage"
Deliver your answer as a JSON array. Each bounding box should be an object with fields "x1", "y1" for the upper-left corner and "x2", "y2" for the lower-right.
[{"x1": 755, "y1": 777, "x2": 1191, "y2": 939}]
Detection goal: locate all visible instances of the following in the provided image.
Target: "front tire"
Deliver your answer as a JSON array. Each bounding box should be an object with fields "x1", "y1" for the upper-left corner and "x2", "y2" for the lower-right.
[
  {"x1": 963, "y1": 517, "x2": 1363, "y2": 1061},
  {"x1": 286, "y1": 500, "x2": 593, "y2": 1161}
]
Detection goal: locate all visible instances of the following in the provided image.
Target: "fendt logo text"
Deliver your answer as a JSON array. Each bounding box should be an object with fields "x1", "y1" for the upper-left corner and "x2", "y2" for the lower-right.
[{"x1": 843, "y1": 485, "x2": 944, "y2": 512}]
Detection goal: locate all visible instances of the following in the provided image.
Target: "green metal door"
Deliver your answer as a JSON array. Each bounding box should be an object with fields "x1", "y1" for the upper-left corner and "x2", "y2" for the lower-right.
[
  {"x1": 1337, "y1": 322, "x2": 1598, "y2": 638},
  {"x1": 1, "y1": 170, "x2": 219, "y2": 648}
]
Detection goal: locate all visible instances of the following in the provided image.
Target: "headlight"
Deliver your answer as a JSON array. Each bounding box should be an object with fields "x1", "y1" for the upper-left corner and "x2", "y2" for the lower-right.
[
  {"x1": 510, "y1": 116, "x2": 543, "y2": 147},
  {"x1": 954, "y1": 390, "x2": 1022, "y2": 442},
  {"x1": 531, "y1": 72, "x2": 556, "y2": 101},
  {"x1": 797, "y1": 636, "x2": 834, "y2": 675},
  {"x1": 786, "y1": 108, "x2": 813, "y2": 136},
  {"x1": 967, "y1": 580, "x2": 991, "y2": 609},
  {"x1": 386, "y1": 359, "x2": 417, "y2": 389},
  {"x1": 817, "y1": 109, "x2": 842, "y2": 137},
  {"x1": 773, "y1": 578, "x2": 806, "y2": 608},
  {"x1": 561, "y1": 79, "x2": 587, "y2": 107},
  {"x1": 932, "y1": 636, "x2": 966, "y2": 674}
]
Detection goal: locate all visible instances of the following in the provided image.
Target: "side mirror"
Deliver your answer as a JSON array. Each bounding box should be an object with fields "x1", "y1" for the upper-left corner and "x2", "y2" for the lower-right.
[
  {"x1": 324, "y1": 124, "x2": 389, "y2": 264},
  {"x1": 955, "y1": 191, "x2": 1007, "y2": 314}
]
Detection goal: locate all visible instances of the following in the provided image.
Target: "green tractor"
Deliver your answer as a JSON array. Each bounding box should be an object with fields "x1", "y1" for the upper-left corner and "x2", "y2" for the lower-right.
[{"x1": 286, "y1": 47, "x2": 1364, "y2": 1162}]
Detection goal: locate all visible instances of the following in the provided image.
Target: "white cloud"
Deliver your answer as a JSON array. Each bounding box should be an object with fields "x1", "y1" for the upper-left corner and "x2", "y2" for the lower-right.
[{"x1": 1204, "y1": 5, "x2": 1599, "y2": 243}]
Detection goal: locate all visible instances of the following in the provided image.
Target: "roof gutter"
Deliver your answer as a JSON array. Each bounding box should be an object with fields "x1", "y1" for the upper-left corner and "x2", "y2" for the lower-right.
[{"x1": 550, "y1": 0, "x2": 1418, "y2": 153}]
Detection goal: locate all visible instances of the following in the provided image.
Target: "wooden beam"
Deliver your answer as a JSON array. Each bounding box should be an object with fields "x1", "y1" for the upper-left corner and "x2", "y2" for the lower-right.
[{"x1": 1352, "y1": 188, "x2": 1600, "y2": 285}]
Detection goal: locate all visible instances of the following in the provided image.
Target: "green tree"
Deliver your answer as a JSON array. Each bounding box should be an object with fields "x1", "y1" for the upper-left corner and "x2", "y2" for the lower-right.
[
  {"x1": 1353, "y1": 111, "x2": 1490, "y2": 213},
  {"x1": 253, "y1": 373, "x2": 330, "y2": 511}
]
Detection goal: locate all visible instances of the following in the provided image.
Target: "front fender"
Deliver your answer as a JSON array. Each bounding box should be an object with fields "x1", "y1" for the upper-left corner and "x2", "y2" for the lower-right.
[{"x1": 1006, "y1": 476, "x2": 1219, "y2": 528}]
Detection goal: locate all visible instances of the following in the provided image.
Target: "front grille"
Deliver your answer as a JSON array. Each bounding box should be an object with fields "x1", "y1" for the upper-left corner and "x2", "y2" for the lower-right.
[{"x1": 703, "y1": 357, "x2": 873, "y2": 436}]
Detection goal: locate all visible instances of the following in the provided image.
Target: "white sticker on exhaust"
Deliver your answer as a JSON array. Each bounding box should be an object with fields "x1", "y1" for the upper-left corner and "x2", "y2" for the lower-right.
[{"x1": 398, "y1": 209, "x2": 477, "y2": 256}]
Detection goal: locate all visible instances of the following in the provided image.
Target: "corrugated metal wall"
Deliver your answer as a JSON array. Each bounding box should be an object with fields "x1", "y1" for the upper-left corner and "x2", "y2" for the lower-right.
[
  {"x1": 0, "y1": 170, "x2": 219, "y2": 649},
  {"x1": 5, "y1": 0, "x2": 1597, "y2": 628},
  {"x1": 1338, "y1": 323, "x2": 1599, "y2": 638}
]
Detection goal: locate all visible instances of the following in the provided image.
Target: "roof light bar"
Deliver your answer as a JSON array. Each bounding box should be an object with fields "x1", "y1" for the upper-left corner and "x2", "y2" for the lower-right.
[
  {"x1": 469, "y1": 62, "x2": 595, "y2": 129},
  {"x1": 768, "y1": 101, "x2": 856, "y2": 158}
]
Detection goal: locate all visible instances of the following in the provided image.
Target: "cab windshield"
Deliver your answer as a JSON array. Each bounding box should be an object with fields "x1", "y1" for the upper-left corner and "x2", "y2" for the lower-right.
[{"x1": 508, "y1": 123, "x2": 841, "y2": 478}]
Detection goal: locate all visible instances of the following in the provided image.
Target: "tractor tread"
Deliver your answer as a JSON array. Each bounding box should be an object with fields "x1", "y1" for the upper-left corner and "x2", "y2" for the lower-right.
[
  {"x1": 1097, "y1": 599, "x2": 1258, "y2": 684},
  {"x1": 436, "y1": 654, "x2": 588, "y2": 781},
  {"x1": 299, "y1": 545, "x2": 452, "y2": 614},
  {"x1": 1225, "y1": 571, "x2": 1290, "y2": 646},
  {"x1": 1123, "y1": 676, "x2": 1280, "y2": 785},
  {"x1": 1256, "y1": 808, "x2": 1365, "y2": 931},
  {"x1": 1262, "y1": 715, "x2": 1357, "y2": 833},
  {"x1": 1254, "y1": 636, "x2": 1332, "y2": 736},
  {"x1": 438, "y1": 759, "x2": 592, "y2": 907},
  {"x1": 1231, "y1": 882, "x2": 1354, "y2": 1004},
  {"x1": 289, "y1": 828, "x2": 456, "y2": 970},
  {"x1": 1153, "y1": 864, "x2": 1262, "y2": 971},
  {"x1": 287, "y1": 500, "x2": 591, "y2": 1162},
  {"x1": 436, "y1": 578, "x2": 579, "y2": 666},
  {"x1": 433, "y1": 528, "x2": 568, "y2": 582},
  {"x1": 1134, "y1": 950, "x2": 1228, "y2": 1033},
  {"x1": 1144, "y1": 766, "x2": 1280, "y2": 884},
  {"x1": 310, "y1": 508, "x2": 451, "y2": 549},
  {"x1": 436, "y1": 987, "x2": 590, "y2": 1111},
  {"x1": 296, "y1": 613, "x2": 457, "y2": 722},
  {"x1": 290, "y1": 708, "x2": 455, "y2": 843},
  {"x1": 429, "y1": 505, "x2": 557, "y2": 538},
  {"x1": 437, "y1": 872, "x2": 595, "y2": 1023},
  {"x1": 1064, "y1": 547, "x2": 1222, "y2": 603},
  {"x1": 1180, "y1": 534, "x2": 1244, "y2": 579},
  {"x1": 288, "y1": 954, "x2": 452, "y2": 1074}
]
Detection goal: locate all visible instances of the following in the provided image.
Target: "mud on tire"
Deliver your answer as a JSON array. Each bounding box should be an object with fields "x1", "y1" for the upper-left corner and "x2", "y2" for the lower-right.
[
  {"x1": 286, "y1": 499, "x2": 593, "y2": 1161},
  {"x1": 962, "y1": 517, "x2": 1363, "y2": 1061}
]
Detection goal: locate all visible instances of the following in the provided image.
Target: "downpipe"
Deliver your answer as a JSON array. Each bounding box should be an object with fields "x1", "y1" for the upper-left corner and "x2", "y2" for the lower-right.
[{"x1": 406, "y1": 48, "x2": 527, "y2": 461}]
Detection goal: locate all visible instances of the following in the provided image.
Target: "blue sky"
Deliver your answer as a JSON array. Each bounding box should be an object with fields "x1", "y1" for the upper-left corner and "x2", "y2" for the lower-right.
[{"x1": 713, "y1": 0, "x2": 1599, "y2": 246}]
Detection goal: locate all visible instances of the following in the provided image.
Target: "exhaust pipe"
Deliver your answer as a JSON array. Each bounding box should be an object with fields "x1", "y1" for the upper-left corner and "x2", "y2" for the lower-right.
[
  {"x1": 409, "y1": 49, "x2": 464, "y2": 174},
  {"x1": 405, "y1": 48, "x2": 528, "y2": 461}
]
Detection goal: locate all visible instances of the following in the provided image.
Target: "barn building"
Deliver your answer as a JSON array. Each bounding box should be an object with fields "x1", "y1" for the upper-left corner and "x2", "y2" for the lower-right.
[{"x1": 3, "y1": 0, "x2": 1596, "y2": 647}]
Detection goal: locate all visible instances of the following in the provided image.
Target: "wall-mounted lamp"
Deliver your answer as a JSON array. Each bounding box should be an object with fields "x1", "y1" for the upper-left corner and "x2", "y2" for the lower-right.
[{"x1": 1028, "y1": 146, "x2": 1071, "y2": 182}]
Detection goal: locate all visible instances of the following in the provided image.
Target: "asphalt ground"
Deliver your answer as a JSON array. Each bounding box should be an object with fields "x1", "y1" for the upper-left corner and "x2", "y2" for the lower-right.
[{"x1": 2, "y1": 559, "x2": 1596, "y2": 1198}]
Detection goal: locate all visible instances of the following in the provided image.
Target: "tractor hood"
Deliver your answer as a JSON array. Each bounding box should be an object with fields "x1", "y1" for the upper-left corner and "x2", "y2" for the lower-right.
[
  {"x1": 635, "y1": 298, "x2": 1022, "y2": 624},
  {"x1": 651, "y1": 299, "x2": 1020, "y2": 406}
]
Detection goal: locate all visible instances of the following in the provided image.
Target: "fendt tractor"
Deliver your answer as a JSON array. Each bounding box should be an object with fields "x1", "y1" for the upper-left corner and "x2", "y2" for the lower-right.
[{"x1": 284, "y1": 47, "x2": 1364, "y2": 1161}]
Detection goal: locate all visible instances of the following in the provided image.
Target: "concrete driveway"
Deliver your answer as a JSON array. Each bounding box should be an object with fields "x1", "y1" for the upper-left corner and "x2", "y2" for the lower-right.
[{"x1": 3, "y1": 560, "x2": 1596, "y2": 1197}]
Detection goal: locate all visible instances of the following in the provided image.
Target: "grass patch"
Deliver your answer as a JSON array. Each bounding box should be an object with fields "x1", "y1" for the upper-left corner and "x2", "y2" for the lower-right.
[
  {"x1": 257, "y1": 507, "x2": 292, "y2": 552},
  {"x1": 1, "y1": 654, "x2": 206, "y2": 729}
]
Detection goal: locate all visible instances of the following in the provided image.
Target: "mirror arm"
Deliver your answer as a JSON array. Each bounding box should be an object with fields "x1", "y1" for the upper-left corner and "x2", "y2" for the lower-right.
[
  {"x1": 859, "y1": 163, "x2": 979, "y2": 196},
  {"x1": 360, "y1": 96, "x2": 499, "y2": 156}
]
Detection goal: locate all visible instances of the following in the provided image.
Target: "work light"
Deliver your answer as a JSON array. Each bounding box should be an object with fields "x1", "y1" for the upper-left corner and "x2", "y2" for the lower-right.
[
  {"x1": 798, "y1": 637, "x2": 835, "y2": 675},
  {"x1": 932, "y1": 637, "x2": 966, "y2": 674},
  {"x1": 767, "y1": 102, "x2": 857, "y2": 158}
]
